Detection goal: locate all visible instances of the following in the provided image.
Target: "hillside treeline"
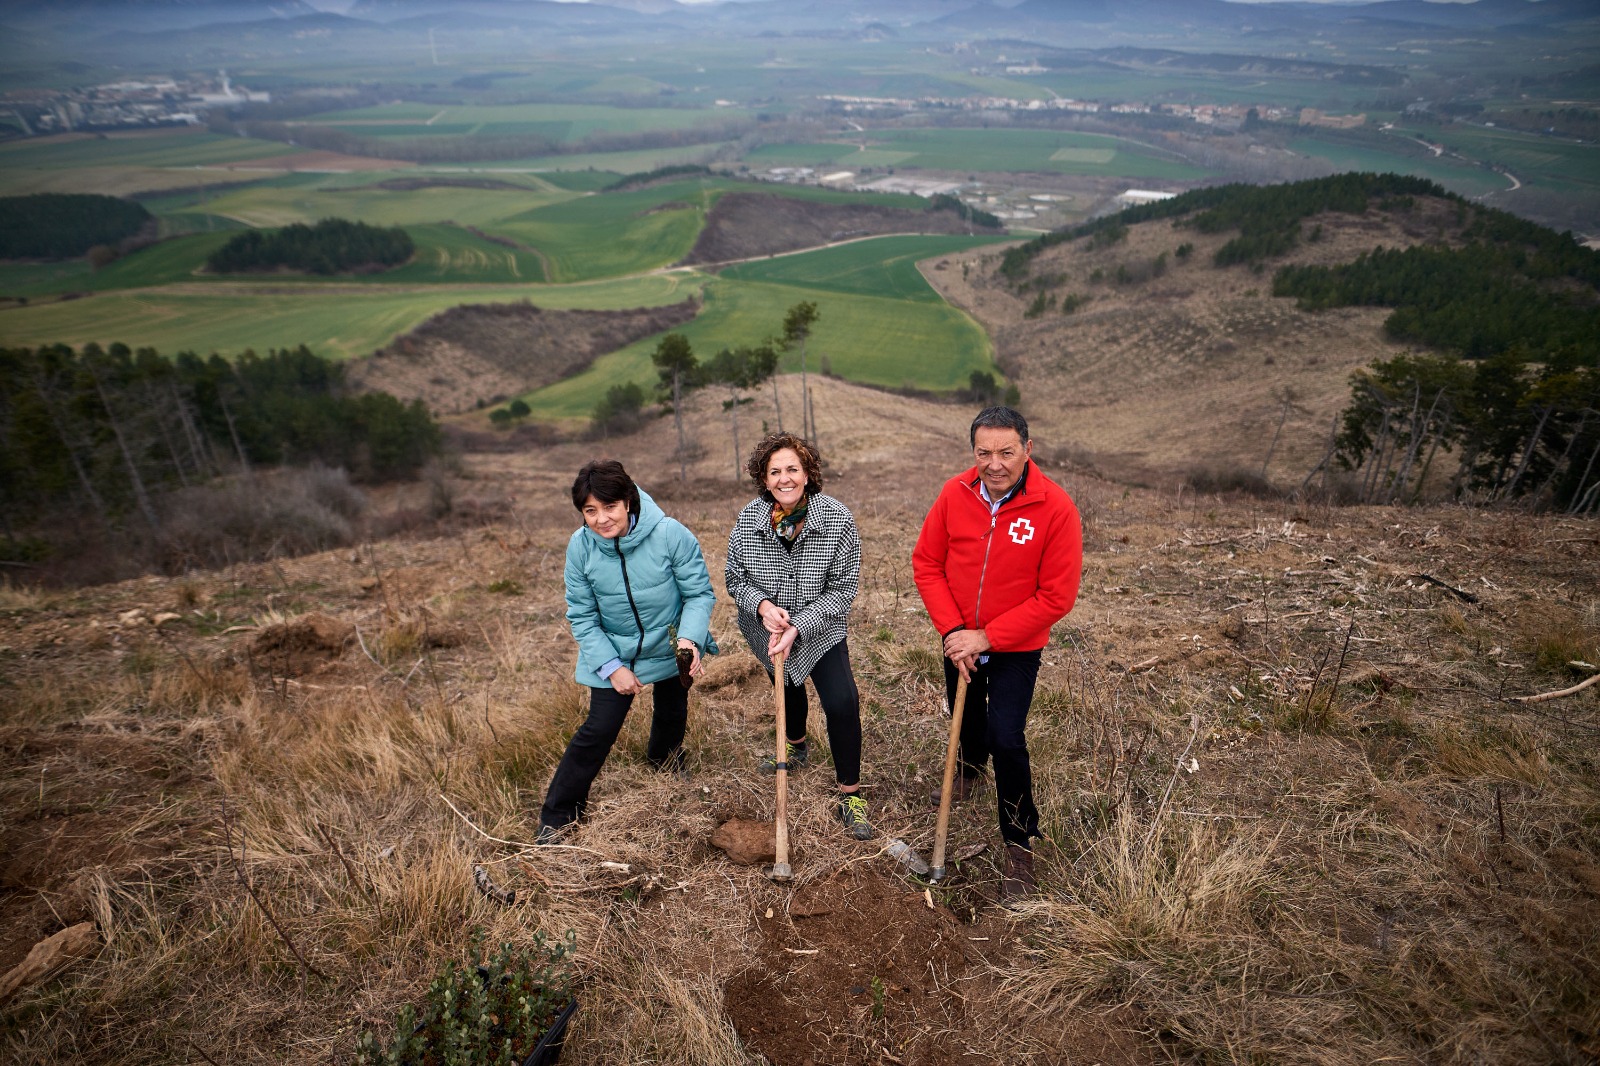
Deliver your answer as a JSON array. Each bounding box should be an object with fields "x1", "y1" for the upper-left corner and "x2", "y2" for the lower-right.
[
  {"x1": 1330, "y1": 350, "x2": 1599, "y2": 513},
  {"x1": 206, "y1": 218, "x2": 415, "y2": 275},
  {"x1": 0, "y1": 342, "x2": 441, "y2": 539},
  {"x1": 0, "y1": 193, "x2": 152, "y2": 259}
]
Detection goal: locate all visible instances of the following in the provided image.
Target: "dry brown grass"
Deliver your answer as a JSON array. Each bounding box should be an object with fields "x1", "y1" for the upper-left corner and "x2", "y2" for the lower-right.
[{"x1": 1, "y1": 389, "x2": 1597, "y2": 1064}]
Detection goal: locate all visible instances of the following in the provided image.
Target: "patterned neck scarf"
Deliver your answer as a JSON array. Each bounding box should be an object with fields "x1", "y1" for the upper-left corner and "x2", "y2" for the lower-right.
[{"x1": 771, "y1": 496, "x2": 809, "y2": 542}]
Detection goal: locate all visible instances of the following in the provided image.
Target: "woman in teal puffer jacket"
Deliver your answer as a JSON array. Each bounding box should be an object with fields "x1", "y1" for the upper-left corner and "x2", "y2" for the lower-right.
[{"x1": 537, "y1": 460, "x2": 717, "y2": 840}]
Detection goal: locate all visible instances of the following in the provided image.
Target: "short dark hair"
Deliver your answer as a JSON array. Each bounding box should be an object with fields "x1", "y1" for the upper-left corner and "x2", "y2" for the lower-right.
[
  {"x1": 746, "y1": 431, "x2": 823, "y2": 502},
  {"x1": 969, "y1": 406, "x2": 1029, "y2": 447},
  {"x1": 571, "y1": 459, "x2": 640, "y2": 515}
]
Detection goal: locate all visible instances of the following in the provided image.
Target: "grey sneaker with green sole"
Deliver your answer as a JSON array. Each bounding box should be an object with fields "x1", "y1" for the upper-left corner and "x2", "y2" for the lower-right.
[
  {"x1": 836, "y1": 793, "x2": 874, "y2": 840},
  {"x1": 760, "y1": 742, "x2": 808, "y2": 774}
]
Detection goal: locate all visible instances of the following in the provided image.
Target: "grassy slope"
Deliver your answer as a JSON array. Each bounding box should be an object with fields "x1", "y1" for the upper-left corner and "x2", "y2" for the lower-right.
[
  {"x1": 720, "y1": 234, "x2": 1013, "y2": 303},
  {"x1": 524, "y1": 272, "x2": 995, "y2": 420}
]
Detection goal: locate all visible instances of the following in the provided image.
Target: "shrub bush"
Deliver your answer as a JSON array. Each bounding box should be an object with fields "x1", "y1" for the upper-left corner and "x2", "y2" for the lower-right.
[{"x1": 356, "y1": 930, "x2": 576, "y2": 1066}]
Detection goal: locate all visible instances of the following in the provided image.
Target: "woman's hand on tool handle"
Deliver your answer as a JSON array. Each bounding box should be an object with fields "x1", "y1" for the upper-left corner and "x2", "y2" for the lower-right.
[
  {"x1": 768, "y1": 624, "x2": 798, "y2": 660},
  {"x1": 609, "y1": 666, "x2": 643, "y2": 695},
  {"x1": 757, "y1": 600, "x2": 790, "y2": 635},
  {"x1": 676, "y1": 637, "x2": 704, "y2": 677}
]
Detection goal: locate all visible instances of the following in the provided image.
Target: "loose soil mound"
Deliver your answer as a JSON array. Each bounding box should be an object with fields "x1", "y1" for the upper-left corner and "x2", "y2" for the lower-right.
[
  {"x1": 682, "y1": 193, "x2": 1000, "y2": 266},
  {"x1": 250, "y1": 611, "x2": 352, "y2": 676},
  {"x1": 723, "y1": 868, "x2": 980, "y2": 1066},
  {"x1": 348, "y1": 298, "x2": 699, "y2": 414}
]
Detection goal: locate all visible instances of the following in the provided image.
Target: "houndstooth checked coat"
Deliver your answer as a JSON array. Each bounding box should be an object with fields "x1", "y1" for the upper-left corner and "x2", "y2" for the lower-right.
[{"x1": 724, "y1": 492, "x2": 860, "y2": 682}]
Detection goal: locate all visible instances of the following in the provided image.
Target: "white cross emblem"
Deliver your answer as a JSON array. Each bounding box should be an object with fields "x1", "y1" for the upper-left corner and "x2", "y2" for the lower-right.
[{"x1": 1008, "y1": 517, "x2": 1035, "y2": 545}]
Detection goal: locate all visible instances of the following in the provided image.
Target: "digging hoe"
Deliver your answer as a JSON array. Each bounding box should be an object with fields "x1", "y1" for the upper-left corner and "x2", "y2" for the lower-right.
[
  {"x1": 765, "y1": 651, "x2": 793, "y2": 883},
  {"x1": 929, "y1": 674, "x2": 969, "y2": 881}
]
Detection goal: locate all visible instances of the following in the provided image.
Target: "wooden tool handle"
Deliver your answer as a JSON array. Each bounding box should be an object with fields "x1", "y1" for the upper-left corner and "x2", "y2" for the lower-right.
[
  {"x1": 773, "y1": 651, "x2": 789, "y2": 869},
  {"x1": 930, "y1": 675, "x2": 968, "y2": 878}
]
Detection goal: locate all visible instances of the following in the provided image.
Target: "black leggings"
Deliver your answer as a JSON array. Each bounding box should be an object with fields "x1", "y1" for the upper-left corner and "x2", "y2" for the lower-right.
[
  {"x1": 539, "y1": 679, "x2": 688, "y2": 830},
  {"x1": 775, "y1": 639, "x2": 862, "y2": 788}
]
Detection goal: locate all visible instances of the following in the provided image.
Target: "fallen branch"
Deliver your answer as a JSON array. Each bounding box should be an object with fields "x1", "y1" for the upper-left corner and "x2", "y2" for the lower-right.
[
  {"x1": 1510, "y1": 670, "x2": 1600, "y2": 704},
  {"x1": 1411, "y1": 573, "x2": 1479, "y2": 604},
  {"x1": 438, "y1": 792, "x2": 609, "y2": 859}
]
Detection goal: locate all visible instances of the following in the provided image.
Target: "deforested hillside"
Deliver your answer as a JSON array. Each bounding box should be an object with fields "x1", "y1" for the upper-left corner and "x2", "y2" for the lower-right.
[
  {"x1": 1, "y1": 376, "x2": 1596, "y2": 1064},
  {"x1": 347, "y1": 298, "x2": 701, "y2": 415},
  {"x1": 681, "y1": 192, "x2": 1003, "y2": 266},
  {"x1": 931, "y1": 174, "x2": 1600, "y2": 495}
]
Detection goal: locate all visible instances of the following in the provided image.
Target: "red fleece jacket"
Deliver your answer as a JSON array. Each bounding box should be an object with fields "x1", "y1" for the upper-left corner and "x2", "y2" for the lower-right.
[{"x1": 912, "y1": 460, "x2": 1083, "y2": 652}]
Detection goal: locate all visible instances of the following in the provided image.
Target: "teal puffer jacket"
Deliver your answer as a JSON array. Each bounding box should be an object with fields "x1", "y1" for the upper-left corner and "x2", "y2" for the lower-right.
[{"x1": 564, "y1": 488, "x2": 717, "y2": 688}]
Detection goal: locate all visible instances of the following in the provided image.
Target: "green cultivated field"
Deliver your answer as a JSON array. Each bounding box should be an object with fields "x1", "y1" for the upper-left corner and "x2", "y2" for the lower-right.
[
  {"x1": 194, "y1": 173, "x2": 569, "y2": 229},
  {"x1": 721, "y1": 235, "x2": 1013, "y2": 303},
  {"x1": 747, "y1": 129, "x2": 1209, "y2": 179},
  {"x1": 0, "y1": 130, "x2": 295, "y2": 170},
  {"x1": 1390, "y1": 123, "x2": 1600, "y2": 191},
  {"x1": 0, "y1": 275, "x2": 706, "y2": 361},
  {"x1": 876, "y1": 128, "x2": 1206, "y2": 178},
  {"x1": 300, "y1": 102, "x2": 751, "y2": 143},
  {"x1": 1288, "y1": 134, "x2": 1508, "y2": 197},
  {"x1": 524, "y1": 276, "x2": 994, "y2": 419}
]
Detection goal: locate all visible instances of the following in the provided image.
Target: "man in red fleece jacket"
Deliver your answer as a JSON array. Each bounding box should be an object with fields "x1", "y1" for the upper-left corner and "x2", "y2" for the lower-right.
[{"x1": 913, "y1": 406, "x2": 1082, "y2": 899}]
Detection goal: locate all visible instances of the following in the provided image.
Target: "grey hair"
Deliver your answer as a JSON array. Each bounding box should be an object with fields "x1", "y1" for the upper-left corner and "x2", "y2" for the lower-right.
[{"x1": 969, "y1": 406, "x2": 1030, "y2": 447}]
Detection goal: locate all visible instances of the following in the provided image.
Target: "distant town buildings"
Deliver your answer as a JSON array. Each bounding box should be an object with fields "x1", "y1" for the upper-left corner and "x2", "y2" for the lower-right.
[{"x1": 0, "y1": 72, "x2": 269, "y2": 136}]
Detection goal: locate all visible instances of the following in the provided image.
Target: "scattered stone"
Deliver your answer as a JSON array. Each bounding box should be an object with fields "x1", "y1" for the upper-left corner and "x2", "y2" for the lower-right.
[
  {"x1": 117, "y1": 609, "x2": 145, "y2": 626},
  {"x1": 711, "y1": 819, "x2": 776, "y2": 865},
  {"x1": 151, "y1": 612, "x2": 182, "y2": 627}
]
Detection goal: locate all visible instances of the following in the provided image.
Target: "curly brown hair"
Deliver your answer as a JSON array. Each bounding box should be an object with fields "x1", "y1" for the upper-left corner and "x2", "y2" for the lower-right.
[{"x1": 746, "y1": 432, "x2": 823, "y2": 502}]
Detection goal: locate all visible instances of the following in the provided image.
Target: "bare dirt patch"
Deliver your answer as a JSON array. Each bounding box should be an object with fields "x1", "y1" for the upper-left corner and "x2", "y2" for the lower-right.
[{"x1": 682, "y1": 193, "x2": 1000, "y2": 266}]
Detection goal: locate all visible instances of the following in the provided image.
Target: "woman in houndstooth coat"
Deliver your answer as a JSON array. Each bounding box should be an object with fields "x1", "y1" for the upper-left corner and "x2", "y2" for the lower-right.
[{"x1": 724, "y1": 432, "x2": 874, "y2": 840}]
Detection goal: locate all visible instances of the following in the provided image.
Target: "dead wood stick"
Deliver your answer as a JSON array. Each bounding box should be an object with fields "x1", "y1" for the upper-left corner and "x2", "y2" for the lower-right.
[
  {"x1": 314, "y1": 822, "x2": 373, "y2": 902},
  {"x1": 1411, "y1": 573, "x2": 1479, "y2": 604},
  {"x1": 185, "y1": 1038, "x2": 224, "y2": 1066},
  {"x1": 219, "y1": 801, "x2": 325, "y2": 983},
  {"x1": 1144, "y1": 712, "x2": 1201, "y2": 850},
  {"x1": 1509, "y1": 671, "x2": 1600, "y2": 704}
]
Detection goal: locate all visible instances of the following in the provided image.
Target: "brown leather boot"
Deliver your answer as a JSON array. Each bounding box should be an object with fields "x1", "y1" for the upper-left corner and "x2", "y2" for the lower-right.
[
  {"x1": 930, "y1": 772, "x2": 982, "y2": 806},
  {"x1": 1001, "y1": 844, "x2": 1037, "y2": 902}
]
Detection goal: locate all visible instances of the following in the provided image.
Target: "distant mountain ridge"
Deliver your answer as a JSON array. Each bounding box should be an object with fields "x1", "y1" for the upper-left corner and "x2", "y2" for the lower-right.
[{"x1": 5, "y1": 0, "x2": 1595, "y2": 36}]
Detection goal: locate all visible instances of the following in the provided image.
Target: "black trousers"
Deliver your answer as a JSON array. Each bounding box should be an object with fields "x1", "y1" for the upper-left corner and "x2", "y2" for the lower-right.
[
  {"x1": 539, "y1": 679, "x2": 688, "y2": 830},
  {"x1": 943, "y1": 650, "x2": 1042, "y2": 849},
  {"x1": 774, "y1": 639, "x2": 862, "y2": 788}
]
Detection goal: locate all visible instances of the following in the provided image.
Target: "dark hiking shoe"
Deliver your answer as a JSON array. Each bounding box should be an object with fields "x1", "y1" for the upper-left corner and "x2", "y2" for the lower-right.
[
  {"x1": 760, "y1": 742, "x2": 808, "y2": 775},
  {"x1": 1001, "y1": 843, "x2": 1037, "y2": 903},
  {"x1": 930, "y1": 772, "x2": 982, "y2": 806},
  {"x1": 535, "y1": 822, "x2": 567, "y2": 846},
  {"x1": 836, "y1": 793, "x2": 875, "y2": 840},
  {"x1": 652, "y1": 749, "x2": 691, "y2": 779}
]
